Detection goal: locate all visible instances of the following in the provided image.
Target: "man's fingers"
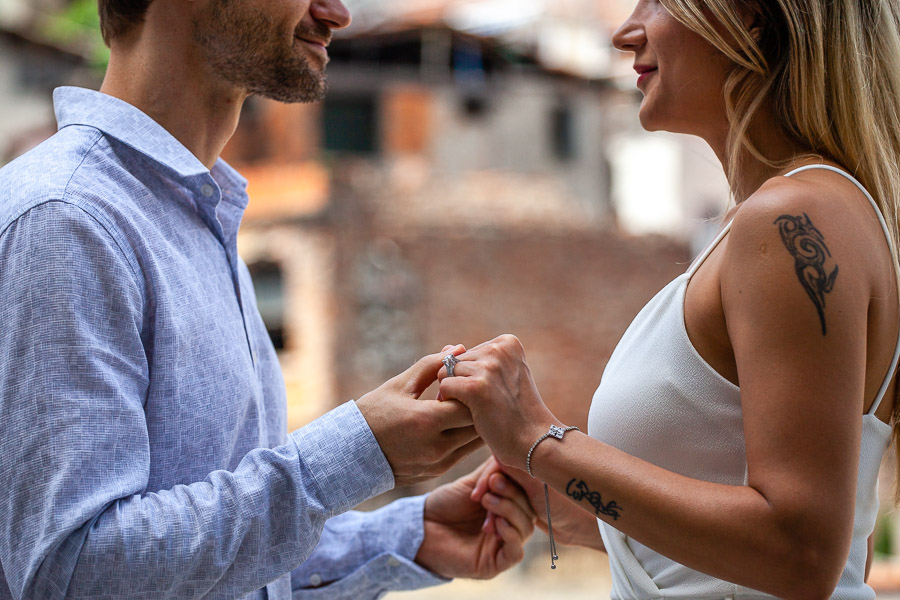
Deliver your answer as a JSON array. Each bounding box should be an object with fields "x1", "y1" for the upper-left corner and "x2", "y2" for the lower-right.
[
  {"x1": 398, "y1": 345, "x2": 466, "y2": 398},
  {"x1": 437, "y1": 437, "x2": 485, "y2": 473},
  {"x1": 442, "y1": 424, "x2": 479, "y2": 449},
  {"x1": 425, "y1": 399, "x2": 474, "y2": 430}
]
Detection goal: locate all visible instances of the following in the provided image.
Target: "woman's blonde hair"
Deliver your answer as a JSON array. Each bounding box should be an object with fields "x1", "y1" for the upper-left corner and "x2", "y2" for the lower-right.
[{"x1": 657, "y1": 0, "x2": 900, "y2": 493}]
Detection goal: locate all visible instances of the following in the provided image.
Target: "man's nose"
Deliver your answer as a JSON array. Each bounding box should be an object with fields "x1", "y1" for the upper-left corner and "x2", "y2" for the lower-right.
[{"x1": 310, "y1": 0, "x2": 351, "y2": 30}]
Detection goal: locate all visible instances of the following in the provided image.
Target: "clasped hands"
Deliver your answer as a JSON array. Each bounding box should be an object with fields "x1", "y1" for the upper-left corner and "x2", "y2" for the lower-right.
[{"x1": 355, "y1": 335, "x2": 595, "y2": 580}]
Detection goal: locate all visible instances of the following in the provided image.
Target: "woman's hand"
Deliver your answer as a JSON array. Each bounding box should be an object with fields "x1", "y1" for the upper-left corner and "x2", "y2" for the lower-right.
[
  {"x1": 471, "y1": 456, "x2": 606, "y2": 552},
  {"x1": 437, "y1": 335, "x2": 558, "y2": 469}
]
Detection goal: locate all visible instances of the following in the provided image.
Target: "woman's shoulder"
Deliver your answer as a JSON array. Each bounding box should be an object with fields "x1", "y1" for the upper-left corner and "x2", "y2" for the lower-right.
[
  {"x1": 723, "y1": 163, "x2": 891, "y2": 309},
  {"x1": 729, "y1": 164, "x2": 883, "y2": 259}
]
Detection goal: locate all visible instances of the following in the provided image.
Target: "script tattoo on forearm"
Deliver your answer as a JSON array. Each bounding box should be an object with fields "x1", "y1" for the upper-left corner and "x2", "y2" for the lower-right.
[
  {"x1": 566, "y1": 479, "x2": 623, "y2": 521},
  {"x1": 774, "y1": 213, "x2": 839, "y2": 336}
]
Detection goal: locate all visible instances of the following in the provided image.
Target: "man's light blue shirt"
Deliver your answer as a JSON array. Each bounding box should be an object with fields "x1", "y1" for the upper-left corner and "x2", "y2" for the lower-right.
[{"x1": 0, "y1": 87, "x2": 444, "y2": 599}]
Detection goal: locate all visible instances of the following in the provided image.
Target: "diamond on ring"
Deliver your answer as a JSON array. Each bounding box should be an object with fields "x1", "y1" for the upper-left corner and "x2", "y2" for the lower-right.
[{"x1": 442, "y1": 354, "x2": 460, "y2": 377}]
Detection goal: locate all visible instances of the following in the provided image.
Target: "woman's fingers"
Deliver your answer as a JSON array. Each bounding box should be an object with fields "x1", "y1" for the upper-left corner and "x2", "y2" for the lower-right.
[
  {"x1": 471, "y1": 456, "x2": 501, "y2": 502},
  {"x1": 482, "y1": 511, "x2": 496, "y2": 535},
  {"x1": 489, "y1": 472, "x2": 537, "y2": 522},
  {"x1": 481, "y1": 491, "x2": 535, "y2": 541},
  {"x1": 494, "y1": 516, "x2": 527, "y2": 570}
]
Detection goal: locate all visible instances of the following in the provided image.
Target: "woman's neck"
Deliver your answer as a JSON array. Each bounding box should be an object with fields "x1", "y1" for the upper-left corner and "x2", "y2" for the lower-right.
[{"x1": 708, "y1": 108, "x2": 816, "y2": 203}]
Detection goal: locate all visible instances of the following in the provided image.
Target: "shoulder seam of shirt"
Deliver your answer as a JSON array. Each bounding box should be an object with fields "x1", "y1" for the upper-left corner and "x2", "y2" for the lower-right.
[
  {"x1": 4, "y1": 199, "x2": 145, "y2": 302},
  {"x1": 0, "y1": 126, "x2": 104, "y2": 240},
  {"x1": 0, "y1": 126, "x2": 145, "y2": 300},
  {"x1": 60, "y1": 128, "x2": 144, "y2": 292}
]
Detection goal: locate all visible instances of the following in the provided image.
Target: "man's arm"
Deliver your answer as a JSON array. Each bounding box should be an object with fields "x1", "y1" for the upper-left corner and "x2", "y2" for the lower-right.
[
  {"x1": 0, "y1": 201, "x2": 476, "y2": 599},
  {"x1": 292, "y1": 460, "x2": 536, "y2": 599},
  {"x1": 291, "y1": 498, "x2": 446, "y2": 598}
]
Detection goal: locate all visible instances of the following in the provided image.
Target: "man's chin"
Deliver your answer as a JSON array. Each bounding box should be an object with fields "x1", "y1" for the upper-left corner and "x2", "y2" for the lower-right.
[{"x1": 254, "y1": 78, "x2": 328, "y2": 104}]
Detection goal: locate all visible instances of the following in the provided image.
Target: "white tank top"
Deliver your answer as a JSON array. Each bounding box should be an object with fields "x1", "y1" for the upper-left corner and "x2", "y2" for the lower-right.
[{"x1": 588, "y1": 165, "x2": 900, "y2": 600}]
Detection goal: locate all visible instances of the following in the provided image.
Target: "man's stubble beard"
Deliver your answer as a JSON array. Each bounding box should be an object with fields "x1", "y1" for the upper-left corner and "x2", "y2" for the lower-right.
[{"x1": 193, "y1": 2, "x2": 329, "y2": 104}]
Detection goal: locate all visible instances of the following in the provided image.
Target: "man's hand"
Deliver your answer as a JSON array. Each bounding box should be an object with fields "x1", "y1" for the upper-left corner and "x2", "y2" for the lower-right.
[
  {"x1": 472, "y1": 456, "x2": 606, "y2": 552},
  {"x1": 356, "y1": 346, "x2": 483, "y2": 487},
  {"x1": 415, "y1": 459, "x2": 537, "y2": 580}
]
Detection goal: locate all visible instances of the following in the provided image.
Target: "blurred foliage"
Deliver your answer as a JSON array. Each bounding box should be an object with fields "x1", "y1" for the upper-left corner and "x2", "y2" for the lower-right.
[
  {"x1": 42, "y1": 0, "x2": 108, "y2": 72},
  {"x1": 875, "y1": 513, "x2": 894, "y2": 557}
]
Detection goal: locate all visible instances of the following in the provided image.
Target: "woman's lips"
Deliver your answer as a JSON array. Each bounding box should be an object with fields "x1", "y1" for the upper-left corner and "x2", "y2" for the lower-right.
[{"x1": 635, "y1": 66, "x2": 658, "y2": 86}]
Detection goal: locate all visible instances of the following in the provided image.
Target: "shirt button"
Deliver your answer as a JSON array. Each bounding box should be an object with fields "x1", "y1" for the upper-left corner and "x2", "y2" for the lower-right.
[
  {"x1": 387, "y1": 557, "x2": 400, "y2": 567},
  {"x1": 200, "y1": 184, "x2": 215, "y2": 197},
  {"x1": 309, "y1": 574, "x2": 322, "y2": 586}
]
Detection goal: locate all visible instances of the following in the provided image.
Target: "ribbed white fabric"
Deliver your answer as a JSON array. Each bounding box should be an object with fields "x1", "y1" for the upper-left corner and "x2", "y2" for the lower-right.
[{"x1": 588, "y1": 165, "x2": 900, "y2": 600}]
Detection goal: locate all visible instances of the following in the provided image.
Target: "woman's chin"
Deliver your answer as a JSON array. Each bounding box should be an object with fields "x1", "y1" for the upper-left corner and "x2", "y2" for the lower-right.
[
  {"x1": 637, "y1": 105, "x2": 664, "y2": 132},
  {"x1": 637, "y1": 105, "x2": 696, "y2": 136}
]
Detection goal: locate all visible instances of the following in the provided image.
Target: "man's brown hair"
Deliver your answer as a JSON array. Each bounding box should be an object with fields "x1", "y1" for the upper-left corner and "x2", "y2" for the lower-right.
[{"x1": 97, "y1": 0, "x2": 154, "y2": 45}]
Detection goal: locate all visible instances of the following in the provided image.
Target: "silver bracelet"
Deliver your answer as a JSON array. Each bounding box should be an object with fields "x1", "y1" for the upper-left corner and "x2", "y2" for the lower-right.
[
  {"x1": 525, "y1": 424, "x2": 579, "y2": 569},
  {"x1": 526, "y1": 424, "x2": 579, "y2": 477}
]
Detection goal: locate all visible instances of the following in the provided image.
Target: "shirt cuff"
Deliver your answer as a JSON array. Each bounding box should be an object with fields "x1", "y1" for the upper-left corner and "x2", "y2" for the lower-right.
[
  {"x1": 291, "y1": 401, "x2": 395, "y2": 516},
  {"x1": 366, "y1": 495, "x2": 451, "y2": 588},
  {"x1": 292, "y1": 553, "x2": 448, "y2": 599}
]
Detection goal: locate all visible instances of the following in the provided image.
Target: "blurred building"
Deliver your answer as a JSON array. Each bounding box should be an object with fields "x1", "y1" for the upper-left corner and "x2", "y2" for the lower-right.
[
  {"x1": 0, "y1": 0, "x2": 100, "y2": 162},
  {"x1": 0, "y1": 29, "x2": 83, "y2": 162}
]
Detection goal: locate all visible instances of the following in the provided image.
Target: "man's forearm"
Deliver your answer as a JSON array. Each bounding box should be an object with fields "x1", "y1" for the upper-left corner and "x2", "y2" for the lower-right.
[{"x1": 2, "y1": 403, "x2": 393, "y2": 599}]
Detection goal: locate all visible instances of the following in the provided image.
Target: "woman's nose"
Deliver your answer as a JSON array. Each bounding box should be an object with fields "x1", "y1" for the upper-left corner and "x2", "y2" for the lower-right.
[{"x1": 612, "y1": 9, "x2": 646, "y2": 53}]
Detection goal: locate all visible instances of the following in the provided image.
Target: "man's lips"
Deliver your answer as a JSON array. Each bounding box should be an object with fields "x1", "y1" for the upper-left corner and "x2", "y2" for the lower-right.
[
  {"x1": 296, "y1": 36, "x2": 331, "y2": 57},
  {"x1": 299, "y1": 38, "x2": 328, "y2": 48}
]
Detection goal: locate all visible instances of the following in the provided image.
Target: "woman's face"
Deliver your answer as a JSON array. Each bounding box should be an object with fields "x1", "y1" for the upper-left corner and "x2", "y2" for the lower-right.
[{"x1": 612, "y1": 0, "x2": 733, "y2": 142}]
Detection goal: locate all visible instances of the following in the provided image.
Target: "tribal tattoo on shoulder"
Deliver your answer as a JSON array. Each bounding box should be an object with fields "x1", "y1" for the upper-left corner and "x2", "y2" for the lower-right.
[
  {"x1": 566, "y1": 479, "x2": 623, "y2": 521},
  {"x1": 773, "y1": 213, "x2": 839, "y2": 336}
]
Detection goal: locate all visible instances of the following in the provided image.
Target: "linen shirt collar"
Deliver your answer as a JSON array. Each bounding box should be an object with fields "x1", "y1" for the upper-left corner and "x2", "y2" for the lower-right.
[{"x1": 53, "y1": 86, "x2": 249, "y2": 208}]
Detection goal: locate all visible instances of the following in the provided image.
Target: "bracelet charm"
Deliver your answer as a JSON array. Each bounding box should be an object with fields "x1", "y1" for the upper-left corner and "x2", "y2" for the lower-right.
[
  {"x1": 524, "y1": 423, "x2": 579, "y2": 569},
  {"x1": 526, "y1": 424, "x2": 579, "y2": 477}
]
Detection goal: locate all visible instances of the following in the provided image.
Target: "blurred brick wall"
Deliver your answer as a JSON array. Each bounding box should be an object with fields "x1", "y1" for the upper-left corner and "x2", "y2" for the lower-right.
[{"x1": 328, "y1": 201, "x2": 691, "y2": 431}]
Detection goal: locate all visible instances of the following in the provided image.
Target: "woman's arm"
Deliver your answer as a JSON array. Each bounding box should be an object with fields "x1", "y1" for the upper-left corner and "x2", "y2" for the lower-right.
[{"x1": 439, "y1": 179, "x2": 880, "y2": 599}]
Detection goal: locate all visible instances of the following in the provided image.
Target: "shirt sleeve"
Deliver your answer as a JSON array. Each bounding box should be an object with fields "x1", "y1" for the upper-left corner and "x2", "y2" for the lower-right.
[
  {"x1": 291, "y1": 496, "x2": 449, "y2": 599},
  {"x1": 0, "y1": 201, "x2": 395, "y2": 599}
]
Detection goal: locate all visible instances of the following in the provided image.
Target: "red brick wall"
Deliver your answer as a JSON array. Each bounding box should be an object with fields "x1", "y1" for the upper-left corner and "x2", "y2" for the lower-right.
[{"x1": 330, "y1": 222, "x2": 690, "y2": 431}]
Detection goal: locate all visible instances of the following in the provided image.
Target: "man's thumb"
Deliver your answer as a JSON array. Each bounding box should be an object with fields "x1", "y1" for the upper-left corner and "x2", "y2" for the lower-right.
[{"x1": 398, "y1": 344, "x2": 465, "y2": 398}]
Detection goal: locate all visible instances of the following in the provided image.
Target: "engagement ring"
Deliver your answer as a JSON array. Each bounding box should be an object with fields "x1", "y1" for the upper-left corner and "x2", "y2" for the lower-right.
[{"x1": 442, "y1": 354, "x2": 460, "y2": 377}]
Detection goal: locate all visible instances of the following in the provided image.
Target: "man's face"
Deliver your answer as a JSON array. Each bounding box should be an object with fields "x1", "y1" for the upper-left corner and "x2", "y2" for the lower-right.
[{"x1": 193, "y1": 0, "x2": 351, "y2": 103}]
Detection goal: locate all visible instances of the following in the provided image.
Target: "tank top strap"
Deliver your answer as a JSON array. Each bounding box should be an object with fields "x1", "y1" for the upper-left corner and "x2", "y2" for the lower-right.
[
  {"x1": 785, "y1": 164, "x2": 900, "y2": 415},
  {"x1": 686, "y1": 219, "x2": 735, "y2": 279}
]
